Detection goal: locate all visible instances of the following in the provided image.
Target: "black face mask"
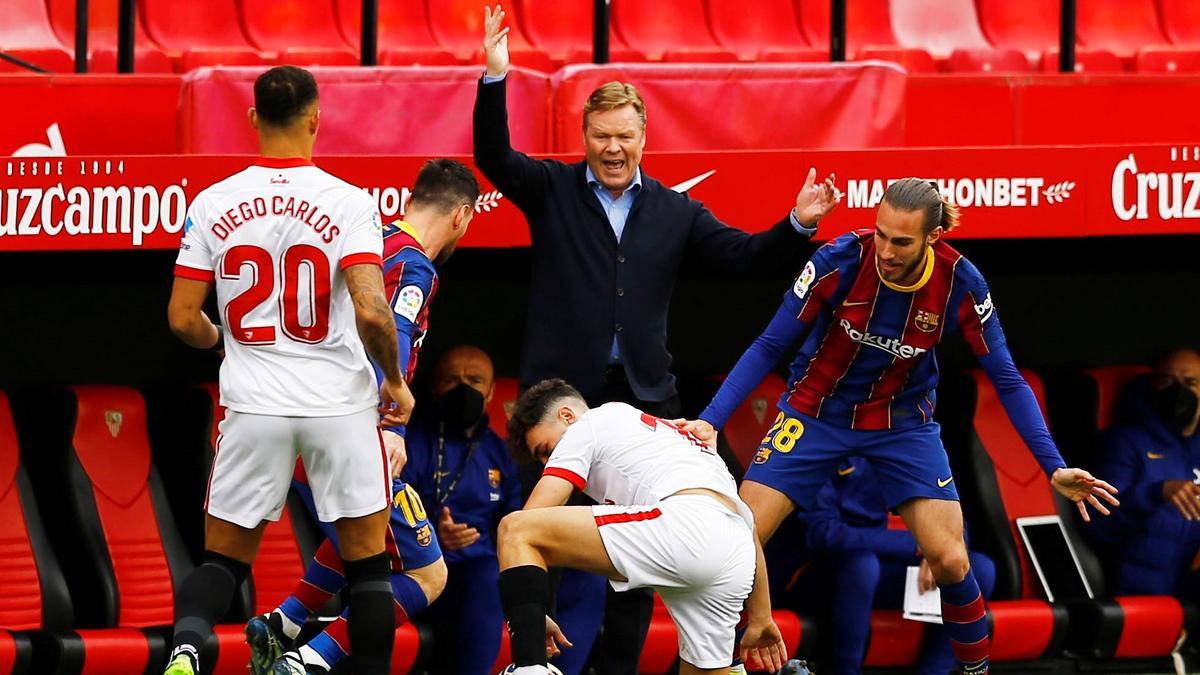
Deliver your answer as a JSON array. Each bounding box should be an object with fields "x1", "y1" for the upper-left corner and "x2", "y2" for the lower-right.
[
  {"x1": 437, "y1": 383, "x2": 486, "y2": 433},
  {"x1": 1153, "y1": 382, "x2": 1199, "y2": 432}
]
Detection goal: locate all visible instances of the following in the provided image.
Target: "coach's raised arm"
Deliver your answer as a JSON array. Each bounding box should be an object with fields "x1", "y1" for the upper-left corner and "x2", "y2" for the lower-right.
[{"x1": 473, "y1": 4, "x2": 841, "y2": 412}]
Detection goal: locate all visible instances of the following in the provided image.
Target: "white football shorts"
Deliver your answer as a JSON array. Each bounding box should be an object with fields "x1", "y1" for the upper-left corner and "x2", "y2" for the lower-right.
[
  {"x1": 592, "y1": 494, "x2": 756, "y2": 669},
  {"x1": 206, "y1": 407, "x2": 390, "y2": 528}
]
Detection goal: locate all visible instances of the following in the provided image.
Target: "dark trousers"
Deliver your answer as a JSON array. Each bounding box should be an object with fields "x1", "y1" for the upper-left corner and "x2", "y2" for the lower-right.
[{"x1": 587, "y1": 368, "x2": 680, "y2": 675}]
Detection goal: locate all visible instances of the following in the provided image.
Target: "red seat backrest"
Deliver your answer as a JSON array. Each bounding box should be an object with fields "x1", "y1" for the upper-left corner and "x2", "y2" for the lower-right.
[
  {"x1": 238, "y1": 0, "x2": 354, "y2": 53},
  {"x1": 969, "y1": 369, "x2": 1056, "y2": 600},
  {"x1": 0, "y1": 0, "x2": 68, "y2": 50},
  {"x1": 1158, "y1": 0, "x2": 1200, "y2": 47},
  {"x1": 949, "y1": 48, "x2": 1032, "y2": 73},
  {"x1": 975, "y1": 0, "x2": 1062, "y2": 58},
  {"x1": 0, "y1": 391, "x2": 44, "y2": 631},
  {"x1": 70, "y1": 385, "x2": 175, "y2": 627},
  {"x1": 200, "y1": 384, "x2": 306, "y2": 613},
  {"x1": 1082, "y1": 366, "x2": 1150, "y2": 431},
  {"x1": 611, "y1": 0, "x2": 725, "y2": 59},
  {"x1": 888, "y1": 0, "x2": 992, "y2": 57},
  {"x1": 426, "y1": 0, "x2": 540, "y2": 60},
  {"x1": 45, "y1": 0, "x2": 159, "y2": 51},
  {"x1": 1076, "y1": 0, "x2": 1168, "y2": 57},
  {"x1": 706, "y1": 0, "x2": 811, "y2": 59},
  {"x1": 798, "y1": 0, "x2": 898, "y2": 52},
  {"x1": 141, "y1": 0, "x2": 256, "y2": 55},
  {"x1": 487, "y1": 377, "x2": 520, "y2": 442},
  {"x1": 334, "y1": 0, "x2": 443, "y2": 51},
  {"x1": 515, "y1": 0, "x2": 635, "y2": 62},
  {"x1": 721, "y1": 373, "x2": 787, "y2": 470}
]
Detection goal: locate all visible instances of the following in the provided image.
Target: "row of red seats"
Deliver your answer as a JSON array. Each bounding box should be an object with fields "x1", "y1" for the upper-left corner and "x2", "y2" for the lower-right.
[
  {"x1": 3, "y1": 0, "x2": 1200, "y2": 74},
  {"x1": 715, "y1": 366, "x2": 1188, "y2": 668}
]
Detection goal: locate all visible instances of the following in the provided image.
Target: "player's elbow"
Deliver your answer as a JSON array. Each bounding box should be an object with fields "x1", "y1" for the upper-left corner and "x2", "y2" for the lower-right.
[{"x1": 166, "y1": 301, "x2": 198, "y2": 342}]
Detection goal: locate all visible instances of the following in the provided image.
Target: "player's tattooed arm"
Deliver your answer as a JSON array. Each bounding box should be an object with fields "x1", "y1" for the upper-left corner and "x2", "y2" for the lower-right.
[
  {"x1": 346, "y1": 264, "x2": 415, "y2": 424},
  {"x1": 167, "y1": 277, "x2": 220, "y2": 349}
]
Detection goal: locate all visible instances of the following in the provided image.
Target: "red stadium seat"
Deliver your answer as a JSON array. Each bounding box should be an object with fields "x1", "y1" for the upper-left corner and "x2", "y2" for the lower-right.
[
  {"x1": 1075, "y1": 0, "x2": 1171, "y2": 61},
  {"x1": 0, "y1": 0, "x2": 73, "y2": 73},
  {"x1": 857, "y1": 46, "x2": 938, "y2": 73},
  {"x1": 333, "y1": 0, "x2": 459, "y2": 66},
  {"x1": 45, "y1": 0, "x2": 173, "y2": 72},
  {"x1": 141, "y1": 0, "x2": 264, "y2": 70},
  {"x1": 956, "y1": 370, "x2": 1183, "y2": 662},
  {"x1": 426, "y1": 0, "x2": 554, "y2": 72},
  {"x1": 515, "y1": 0, "x2": 647, "y2": 65},
  {"x1": 949, "y1": 48, "x2": 1032, "y2": 73},
  {"x1": 1038, "y1": 48, "x2": 1125, "y2": 73},
  {"x1": 1136, "y1": 47, "x2": 1200, "y2": 73},
  {"x1": 706, "y1": 0, "x2": 823, "y2": 62},
  {"x1": 610, "y1": 0, "x2": 737, "y2": 62},
  {"x1": 1158, "y1": 0, "x2": 1200, "y2": 47},
  {"x1": 863, "y1": 610, "x2": 925, "y2": 666},
  {"x1": 798, "y1": 0, "x2": 898, "y2": 53},
  {"x1": 1082, "y1": 366, "x2": 1151, "y2": 432},
  {"x1": 720, "y1": 373, "x2": 787, "y2": 470},
  {"x1": 487, "y1": 377, "x2": 520, "y2": 442},
  {"x1": 238, "y1": 0, "x2": 357, "y2": 65},
  {"x1": 888, "y1": 0, "x2": 993, "y2": 59}
]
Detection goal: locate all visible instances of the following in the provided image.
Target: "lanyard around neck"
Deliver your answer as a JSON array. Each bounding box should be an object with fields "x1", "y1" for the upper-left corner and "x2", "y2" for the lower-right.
[{"x1": 434, "y1": 422, "x2": 483, "y2": 505}]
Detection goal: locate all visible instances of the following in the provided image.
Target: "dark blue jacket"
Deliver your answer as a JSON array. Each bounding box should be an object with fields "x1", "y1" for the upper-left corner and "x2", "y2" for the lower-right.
[
  {"x1": 473, "y1": 77, "x2": 816, "y2": 403},
  {"x1": 401, "y1": 412, "x2": 522, "y2": 564},
  {"x1": 804, "y1": 457, "x2": 921, "y2": 562},
  {"x1": 1090, "y1": 380, "x2": 1200, "y2": 592}
]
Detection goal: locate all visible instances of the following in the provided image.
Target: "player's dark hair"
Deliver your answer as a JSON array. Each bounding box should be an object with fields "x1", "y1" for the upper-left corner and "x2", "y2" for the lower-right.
[
  {"x1": 883, "y1": 177, "x2": 960, "y2": 234},
  {"x1": 411, "y1": 159, "x2": 481, "y2": 214},
  {"x1": 253, "y1": 66, "x2": 318, "y2": 127},
  {"x1": 507, "y1": 378, "x2": 585, "y2": 461}
]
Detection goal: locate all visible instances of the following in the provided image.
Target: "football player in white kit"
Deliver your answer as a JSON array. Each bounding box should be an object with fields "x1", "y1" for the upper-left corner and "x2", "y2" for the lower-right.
[
  {"x1": 497, "y1": 379, "x2": 789, "y2": 675},
  {"x1": 164, "y1": 66, "x2": 412, "y2": 675}
]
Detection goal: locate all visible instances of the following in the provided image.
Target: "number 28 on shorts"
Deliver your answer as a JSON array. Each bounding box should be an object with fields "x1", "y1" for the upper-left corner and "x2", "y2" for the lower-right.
[{"x1": 753, "y1": 412, "x2": 805, "y2": 465}]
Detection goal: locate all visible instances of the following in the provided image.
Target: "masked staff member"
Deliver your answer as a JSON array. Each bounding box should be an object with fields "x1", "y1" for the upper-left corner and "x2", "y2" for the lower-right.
[
  {"x1": 1092, "y1": 348, "x2": 1200, "y2": 599},
  {"x1": 402, "y1": 345, "x2": 523, "y2": 674}
]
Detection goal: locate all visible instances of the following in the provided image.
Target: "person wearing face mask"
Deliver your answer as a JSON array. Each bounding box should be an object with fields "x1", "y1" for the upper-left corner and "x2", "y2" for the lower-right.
[
  {"x1": 402, "y1": 346, "x2": 523, "y2": 674},
  {"x1": 1090, "y1": 348, "x2": 1200, "y2": 598}
]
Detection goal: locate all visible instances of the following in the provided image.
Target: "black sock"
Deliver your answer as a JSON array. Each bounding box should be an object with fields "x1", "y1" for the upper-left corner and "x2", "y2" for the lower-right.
[
  {"x1": 172, "y1": 551, "x2": 250, "y2": 657},
  {"x1": 499, "y1": 565, "x2": 549, "y2": 667},
  {"x1": 342, "y1": 552, "x2": 394, "y2": 675}
]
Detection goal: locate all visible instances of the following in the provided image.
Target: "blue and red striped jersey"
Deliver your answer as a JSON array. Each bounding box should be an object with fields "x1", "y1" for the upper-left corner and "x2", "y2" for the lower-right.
[
  {"x1": 381, "y1": 221, "x2": 438, "y2": 383},
  {"x1": 702, "y1": 230, "x2": 1064, "y2": 476}
]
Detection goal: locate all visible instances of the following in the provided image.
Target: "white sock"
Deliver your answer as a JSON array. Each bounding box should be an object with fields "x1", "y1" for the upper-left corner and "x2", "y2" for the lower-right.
[
  {"x1": 298, "y1": 645, "x2": 332, "y2": 671},
  {"x1": 273, "y1": 609, "x2": 302, "y2": 640},
  {"x1": 511, "y1": 667, "x2": 549, "y2": 675}
]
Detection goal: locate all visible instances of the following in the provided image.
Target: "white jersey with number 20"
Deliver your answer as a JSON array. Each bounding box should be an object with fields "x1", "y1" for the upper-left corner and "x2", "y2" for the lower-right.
[
  {"x1": 544, "y1": 402, "x2": 746, "y2": 513},
  {"x1": 174, "y1": 159, "x2": 383, "y2": 417}
]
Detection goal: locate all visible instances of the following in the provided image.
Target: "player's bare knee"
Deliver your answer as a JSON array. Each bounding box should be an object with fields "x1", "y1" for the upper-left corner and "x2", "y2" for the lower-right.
[
  {"x1": 927, "y1": 547, "x2": 970, "y2": 584},
  {"x1": 409, "y1": 558, "x2": 447, "y2": 603},
  {"x1": 498, "y1": 510, "x2": 534, "y2": 546}
]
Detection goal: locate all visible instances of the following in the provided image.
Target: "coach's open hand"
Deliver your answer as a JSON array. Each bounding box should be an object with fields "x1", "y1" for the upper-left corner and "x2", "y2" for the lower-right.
[
  {"x1": 740, "y1": 616, "x2": 787, "y2": 673},
  {"x1": 1051, "y1": 467, "x2": 1120, "y2": 522},
  {"x1": 483, "y1": 4, "x2": 510, "y2": 77},
  {"x1": 793, "y1": 168, "x2": 842, "y2": 228},
  {"x1": 437, "y1": 507, "x2": 481, "y2": 551}
]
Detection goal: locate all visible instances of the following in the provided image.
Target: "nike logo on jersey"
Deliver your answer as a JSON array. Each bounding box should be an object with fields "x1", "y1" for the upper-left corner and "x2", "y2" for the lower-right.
[
  {"x1": 842, "y1": 300, "x2": 872, "y2": 307},
  {"x1": 837, "y1": 466, "x2": 856, "y2": 476},
  {"x1": 937, "y1": 476, "x2": 954, "y2": 488},
  {"x1": 1147, "y1": 452, "x2": 1165, "y2": 459}
]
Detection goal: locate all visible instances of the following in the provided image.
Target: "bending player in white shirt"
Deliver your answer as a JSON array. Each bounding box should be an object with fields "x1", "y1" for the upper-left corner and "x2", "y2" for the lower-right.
[{"x1": 497, "y1": 379, "x2": 788, "y2": 675}]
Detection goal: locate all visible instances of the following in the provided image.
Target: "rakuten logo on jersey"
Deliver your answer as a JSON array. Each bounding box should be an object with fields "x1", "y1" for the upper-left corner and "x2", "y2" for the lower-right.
[
  {"x1": 839, "y1": 319, "x2": 927, "y2": 359},
  {"x1": 1, "y1": 160, "x2": 188, "y2": 246},
  {"x1": 845, "y1": 177, "x2": 1075, "y2": 210},
  {"x1": 1111, "y1": 150, "x2": 1200, "y2": 222}
]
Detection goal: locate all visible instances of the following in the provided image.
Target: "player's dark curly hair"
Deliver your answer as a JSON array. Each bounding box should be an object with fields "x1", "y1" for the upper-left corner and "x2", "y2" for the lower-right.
[
  {"x1": 254, "y1": 66, "x2": 318, "y2": 127},
  {"x1": 883, "y1": 177, "x2": 960, "y2": 234},
  {"x1": 507, "y1": 378, "x2": 585, "y2": 460},
  {"x1": 412, "y1": 159, "x2": 481, "y2": 215}
]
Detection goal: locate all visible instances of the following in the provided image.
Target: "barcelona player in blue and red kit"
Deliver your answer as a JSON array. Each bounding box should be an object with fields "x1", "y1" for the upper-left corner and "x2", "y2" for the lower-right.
[
  {"x1": 684, "y1": 178, "x2": 1119, "y2": 675},
  {"x1": 246, "y1": 159, "x2": 479, "y2": 675}
]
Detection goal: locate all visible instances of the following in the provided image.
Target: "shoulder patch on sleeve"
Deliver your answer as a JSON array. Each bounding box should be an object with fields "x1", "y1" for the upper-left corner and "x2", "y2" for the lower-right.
[
  {"x1": 793, "y1": 260, "x2": 817, "y2": 299},
  {"x1": 393, "y1": 285, "x2": 425, "y2": 322},
  {"x1": 973, "y1": 291, "x2": 995, "y2": 324}
]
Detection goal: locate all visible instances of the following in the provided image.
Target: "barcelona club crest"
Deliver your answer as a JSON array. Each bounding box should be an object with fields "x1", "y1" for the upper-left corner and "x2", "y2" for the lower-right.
[
  {"x1": 488, "y1": 468, "x2": 502, "y2": 489},
  {"x1": 104, "y1": 410, "x2": 123, "y2": 438},
  {"x1": 753, "y1": 448, "x2": 772, "y2": 465},
  {"x1": 914, "y1": 310, "x2": 941, "y2": 333},
  {"x1": 416, "y1": 524, "x2": 433, "y2": 547}
]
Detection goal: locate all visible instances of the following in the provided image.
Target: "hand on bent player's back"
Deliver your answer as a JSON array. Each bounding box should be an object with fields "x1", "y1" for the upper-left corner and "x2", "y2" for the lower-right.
[
  {"x1": 673, "y1": 419, "x2": 718, "y2": 449},
  {"x1": 1050, "y1": 467, "x2": 1121, "y2": 522}
]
